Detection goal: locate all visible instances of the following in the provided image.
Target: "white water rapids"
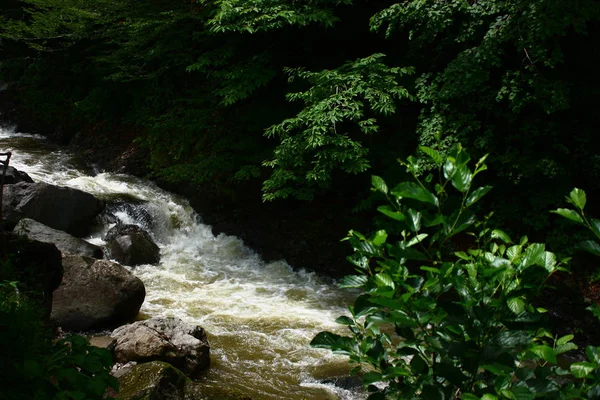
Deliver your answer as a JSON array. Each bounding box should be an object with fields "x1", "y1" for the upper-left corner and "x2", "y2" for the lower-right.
[{"x1": 0, "y1": 127, "x2": 364, "y2": 399}]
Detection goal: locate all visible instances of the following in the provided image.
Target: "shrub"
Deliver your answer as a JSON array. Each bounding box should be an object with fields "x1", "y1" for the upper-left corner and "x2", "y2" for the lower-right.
[{"x1": 312, "y1": 145, "x2": 600, "y2": 399}]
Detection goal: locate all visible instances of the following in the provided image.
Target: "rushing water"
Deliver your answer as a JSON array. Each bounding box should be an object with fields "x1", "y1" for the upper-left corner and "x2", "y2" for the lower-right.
[{"x1": 0, "y1": 127, "x2": 363, "y2": 400}]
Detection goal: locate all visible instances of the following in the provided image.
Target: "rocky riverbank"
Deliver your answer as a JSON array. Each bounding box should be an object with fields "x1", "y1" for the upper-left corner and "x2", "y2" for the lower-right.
[{"x1": 1, "y1": 164, "x2": 253, "y2": 399}]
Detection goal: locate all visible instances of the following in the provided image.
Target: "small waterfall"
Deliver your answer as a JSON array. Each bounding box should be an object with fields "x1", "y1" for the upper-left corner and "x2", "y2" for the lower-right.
[{"x1": 1, "y1": 126, "x2": 364, "y2": 400}]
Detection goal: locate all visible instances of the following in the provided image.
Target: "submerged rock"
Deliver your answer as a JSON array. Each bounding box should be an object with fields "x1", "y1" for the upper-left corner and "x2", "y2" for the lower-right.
[
  {"x1": 3, "y1": 181, "x2": 104, "y2": 236},
  {"x1": 51, "y1": 255, "x2": 145, "y2": 331},
  {"x1": 111, "y1": 317, "x2": 210, "y2": 377},
  {"x1": 13, "y1": 218, "x2": 103, "y2": 258},
  {"x1": 105, "y1": 224, "x2": 160, "y2": 266}
]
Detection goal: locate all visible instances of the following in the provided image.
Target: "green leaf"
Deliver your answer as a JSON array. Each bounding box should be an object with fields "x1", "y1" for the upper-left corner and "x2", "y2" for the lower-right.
[
  {"x1": 391, "y1": 182, "x2": 439, "y2": 206},
  {"x1": 436, "y1": 363, "x2": 468, "y2": 386},
  {"x1": 375, "y1": 273, "x2": 394, "y2": 289},
  {"x1": 481, "y1": 364, "x2": 513, "y2": 376},
  {"x1": 451, "y1": 164, "x2": 472, "y2": 193},
  {"x1": 311, "y1": 332, "x2": 354, "y2": 354},
  {"x1": 407, "y1": 233, "x2": 428, "y2": 247},
  {"x1": 372, "y1": 230, "x2": 388, "y2": 246},
  {"x1": 555, "y1": 342, "x2": 578, "y2": 355},
  {"x1": 480, "y1": 395, "x2": 498, "y2": 400},
  {"x1": 461, "y1": 395, "x2": 478, "y2": 400},
  {"x1": 377, "y1": 205, "x2": 405, "y2": 221},
  {"x1": 335, "y1": 316, "x2": 354, "y2": 326},
  {"x1": 419, "y1": 145, "x2": 444, "y2": 164},
  {"x1": 586, "y1": 346, "x2": 600, "y2": 364},
  {"x1": 466, "y1": 185, "x2": 492, "y2": 207},
  {"x1": 339, "y1": 275, "x2": 368, "y2": 288},
  {"x1": 551, "y1": 208, "x2": 583, "y2": 224},
  {"x1": 507, "y1": 297, "x2": 526, "y2": 314},
  {"x1": 590, "y1": 219, "x2": 600, "y2": 239},
  {"x1": 557, "y1": 334, "x2": 575, "y2": 346},
  {"x1": 520, "y1": 243, "x2": 546, "y2": 268},
  {"x1": 491, "y1": 229, "x2": 512, "y2": 244},
  {"x1": 383, "y1": 366, "x2": 411, "y2": 378},
  {"x1": 371, "y1": 175, "x2": 388, "y2": 194},
  {"x1": 530, "y1": 345, "x2": 557, "y2": 364},
  {"x1": 363, "y1": 371, "x2": 383, "y2": 385},
  {"x1": 407, "y1": 208, "x2": 422, "y2": 232},
  {"x1": 576, "y1": 240, "x2": 600, "y2": 257},
  {"x1": 570, "y1": 361, "x2": 597, "y2": 378},
  {"x1": 510, "y1": 386, "x2": 534, "y2": 400},
  {"x1": 410, "y1": 354, "x2": 428, "y2": 374},
  {"x1": 569, "y1": 188, "x2": 587, "y2": 210}
]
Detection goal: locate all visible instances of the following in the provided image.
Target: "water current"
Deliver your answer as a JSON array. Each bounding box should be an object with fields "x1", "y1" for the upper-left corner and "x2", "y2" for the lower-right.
[{"x1": 0, "y1": 127, "x2": 364, "y2": 400}]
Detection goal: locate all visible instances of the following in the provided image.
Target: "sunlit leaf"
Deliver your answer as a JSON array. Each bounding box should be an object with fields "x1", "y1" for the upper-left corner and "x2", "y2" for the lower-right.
[
  {"x1": 507, "y1": 297, "x2": 525, "y2": 314},
  {"x1": 557, "y1": 334, "x2": 575, "y2": 346},
  {"x1": 419, "y1": 145, "x2": 443, "y2": 164},
  {"x1": 375, "y1": 273, "x2": 394, "y2": 289},
  {"x1": 530, "y1": 345, "x2": 557, "y2": 364},
  {"x1": 466, "y1": 185, "x2": 492, "y2": 207},
  {"x1": 391, "y1": 182, "x2": 439, "y2": 206},
  {"x1": 491, "y1": 229, "x2": 512, "y2": 244},
  {"x1": 568, "y1": 188, "x2": 587, "y2": 210},
  {"x1": 372, "y1": 230, "x2": 388, "y2": 246},
  {"x1": 339, "y1": 275, "x2": 368, "y2": 288},
  {"x1": 570, "y1": 361, "x2": 597, "y2": 378},
  {"x1": 377, "y1": 205, "x2": 405, "y2": 221},
  {"x1": 550, "y1": 208, "x2": 583, "y2": 224},
  {"x1": 371, "y1": 175, "x2": 388, "y2": 194},
  {"x1": 407, "y1": 208, "x2": 422, "y2": 232}
]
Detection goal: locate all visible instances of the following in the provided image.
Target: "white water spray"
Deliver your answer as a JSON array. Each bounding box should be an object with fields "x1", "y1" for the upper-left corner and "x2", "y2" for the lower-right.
[{"x1": 1, "y1": 126, "x2": 364, "y2": 400}]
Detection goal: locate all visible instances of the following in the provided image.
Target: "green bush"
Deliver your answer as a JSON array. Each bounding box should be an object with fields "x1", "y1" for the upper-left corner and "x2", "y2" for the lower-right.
[
  {"x1": 0, "y1": 279, "x2": 118, "y2": 400},
  {"x1": 312, "y1": 145, "x2": 600, "y2": 399}
]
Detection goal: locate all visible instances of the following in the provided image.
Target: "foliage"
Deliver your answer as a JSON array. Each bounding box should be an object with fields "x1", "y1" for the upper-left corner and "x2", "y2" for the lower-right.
[
  {"x1": 312, "y1": 146, "x2": 600, "y2": 399},
  {"x1": 262, "y1": 54, "x2": 414, "y2": 201},
  {"x1": 1, "y1": 0, "x2": 600, "y2": 246},
  {"x1": 370, "y1": 0, "x2": 600, "y2": 232},
  {"x1": 199, "y1": 0, "x2": 352, "y2": 33},
  {"x1": 552, "y1": 188, "x2": 600, "y2": 259},
  {"x1": 0, "y1": 277, "x2": 117, "y2": 400}
]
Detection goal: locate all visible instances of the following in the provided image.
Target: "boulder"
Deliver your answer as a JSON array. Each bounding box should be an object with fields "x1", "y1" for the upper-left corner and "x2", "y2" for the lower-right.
[
  {"x1": 105, "y1": 224, "x2": 160, "y2": 266},
  {"x1": 115, "y1": 361, "x2": 190, "y2": 400},
  {"x1": 51, "y1": 255, "x2": 145, "y2": 331},
  {"x1": 111, "y1": 317, "x2": 210, "y2": 377},
  {"x1": 13, "y1": 218, "x2": 103, "y2": 258},
  {"x1": 1, "y1": 233, "x2": 63, "y2": 319},
  {"x1": 2, "y1": 166, "x2": 34, "y2": 185},
  {"x1": 115, "y1": 361, "x2": 250, "y2": 400},
  {"x1": 2, "y1": 182, "x2": 104, "y2": 236}
]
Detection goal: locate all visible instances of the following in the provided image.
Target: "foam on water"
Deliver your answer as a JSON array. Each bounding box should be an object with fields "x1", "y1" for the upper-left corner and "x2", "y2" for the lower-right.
[{"x1": 1, "y1": 128, "x2": 364, "y2": 399}]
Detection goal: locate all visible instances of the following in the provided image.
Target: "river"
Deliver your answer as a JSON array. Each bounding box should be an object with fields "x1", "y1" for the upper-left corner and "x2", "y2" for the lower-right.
[{"x1": 0, "y1": 126, "x2": 364, "y2": 400}]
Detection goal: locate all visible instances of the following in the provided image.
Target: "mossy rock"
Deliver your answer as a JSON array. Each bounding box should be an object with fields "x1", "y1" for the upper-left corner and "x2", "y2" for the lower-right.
[
  {"x1": 116, "y1": 361, "x2": 251, "y2": 400},
  {"x1": 117, "y1": 361, "x2": 189, "y2": 400}
]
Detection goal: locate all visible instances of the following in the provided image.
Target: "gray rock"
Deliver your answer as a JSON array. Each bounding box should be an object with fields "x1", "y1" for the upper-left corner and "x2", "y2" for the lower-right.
[
  {"x1": 13, "y1": 218, "x2": 103, "y2": 258},
  {"x1": 2, "y1": 166, "x2": 34, "y2": 184},
  {"x1": 105, "y1": 224, "x2": 160, "y2": 266},
  {"x1": 51, "y1": 255, "x2": 145, "y2": 331},
  {"x1": 3, "y1": 182, "x2": 104, "y2": 236},
  {"x1": 111, "y1": 317, "x2": 210, "y2": 377}
]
